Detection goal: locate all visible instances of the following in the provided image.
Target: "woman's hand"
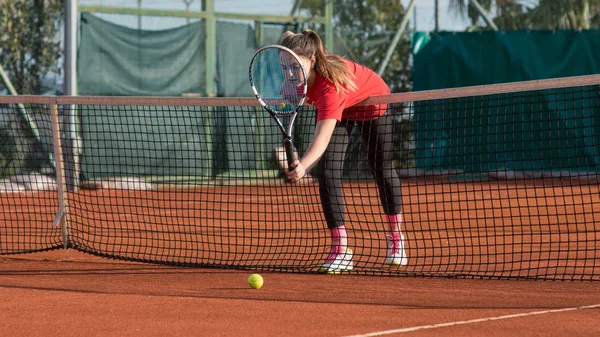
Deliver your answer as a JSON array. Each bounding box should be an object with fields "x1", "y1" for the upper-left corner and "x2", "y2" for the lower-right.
[
  {"x1": 284, "y1": 119, "x2": 337, "y2": 183},
  {"x1": 286, "y1": 160, "x2": 306, "y2": 183}
]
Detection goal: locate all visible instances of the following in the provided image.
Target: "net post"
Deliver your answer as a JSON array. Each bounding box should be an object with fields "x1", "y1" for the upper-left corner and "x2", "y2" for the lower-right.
[{"x1": 50, "y1": 103, "x2": 69, "y2": 251}]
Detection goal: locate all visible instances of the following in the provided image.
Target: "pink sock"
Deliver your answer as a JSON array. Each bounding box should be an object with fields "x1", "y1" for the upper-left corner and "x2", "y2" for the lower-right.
[
  {"x1": 386, "y1": 213, "x2": 403, "y2": 232},
  {"x1": 330, "y1": 226, "x2": 348, "y2": 253}
]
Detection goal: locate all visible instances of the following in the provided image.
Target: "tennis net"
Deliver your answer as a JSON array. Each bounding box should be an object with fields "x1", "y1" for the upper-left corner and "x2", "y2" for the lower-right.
[{"x1": 1, "y1": 75, "x2": 599, "y2": 280}]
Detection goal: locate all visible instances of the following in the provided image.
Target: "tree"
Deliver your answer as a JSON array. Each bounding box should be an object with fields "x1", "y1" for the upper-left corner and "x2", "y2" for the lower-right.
[
  {"x1": 449, "y1": 0, "x2": 600, "y2": 30},
  {"x1": 0, "y1": 0, "x2": 62, "y2": 178},
  {"x1": 0, "y1": 0, "x2": 63, "y2": 95},
  {"x1": 299, "y1": 0, "x2": 412, "y2": 93},
  {"x1": 448, "y1": 0, "x2": 529, "y2": 30},
  {"x1": 529, "y1": 0, "x2": 600, "y2": 29}
]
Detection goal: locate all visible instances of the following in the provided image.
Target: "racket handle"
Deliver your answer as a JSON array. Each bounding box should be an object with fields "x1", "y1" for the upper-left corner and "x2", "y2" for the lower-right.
[{"x1": 284, "y1": 138, "x2": 297, "y2": 170}]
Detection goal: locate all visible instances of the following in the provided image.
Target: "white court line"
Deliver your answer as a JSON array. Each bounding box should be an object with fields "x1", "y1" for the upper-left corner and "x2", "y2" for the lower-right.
[{"x1": 344, "y1": 303, "x2": 600, "y2": 337}]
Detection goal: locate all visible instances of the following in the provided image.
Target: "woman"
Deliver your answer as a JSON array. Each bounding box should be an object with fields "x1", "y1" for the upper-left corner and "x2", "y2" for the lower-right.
[{"x1": 281, "y1": 30, "x2": 408, "y2": 273}]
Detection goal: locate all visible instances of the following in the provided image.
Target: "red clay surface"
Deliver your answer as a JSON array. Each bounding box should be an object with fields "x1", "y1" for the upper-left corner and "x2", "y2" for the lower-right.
[
  {"x1": 1, "y1": 250, "x2": 600, "y2": 337},
  {"x1": 1, "y1": 178, "x2": 600, "y2": 336}
]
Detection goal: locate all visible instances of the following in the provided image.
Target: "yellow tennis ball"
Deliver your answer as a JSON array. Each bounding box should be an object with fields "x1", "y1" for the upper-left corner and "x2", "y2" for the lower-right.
[
  {"x1": 248, "y1": 274, "x2": 264, "y2": 289},
  {"x1": 279, "y1": 102, "x2": 286, "y2": 108}
]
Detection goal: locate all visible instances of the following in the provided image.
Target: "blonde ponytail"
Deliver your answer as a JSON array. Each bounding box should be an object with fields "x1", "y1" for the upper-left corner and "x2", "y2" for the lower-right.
[{"x1": 281, "y1": 30, "x2": 356, "y2": 93}]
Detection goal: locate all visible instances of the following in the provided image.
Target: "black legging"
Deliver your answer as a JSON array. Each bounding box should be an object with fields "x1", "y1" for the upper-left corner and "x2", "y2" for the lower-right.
[{"x1": 316, "y1": 113, "x2": 403, "y2": 229}]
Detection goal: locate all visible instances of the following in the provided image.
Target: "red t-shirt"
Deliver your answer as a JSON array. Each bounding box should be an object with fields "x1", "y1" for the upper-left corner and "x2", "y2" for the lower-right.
[{"x1": 306, "y1": 60, "x2": 389, "y2": 122}]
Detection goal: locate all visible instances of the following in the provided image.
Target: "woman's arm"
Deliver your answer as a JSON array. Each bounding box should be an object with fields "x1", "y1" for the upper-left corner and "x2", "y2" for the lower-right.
[{"x1": 286, "y1": 118, "x2": 337, "y2": 182}]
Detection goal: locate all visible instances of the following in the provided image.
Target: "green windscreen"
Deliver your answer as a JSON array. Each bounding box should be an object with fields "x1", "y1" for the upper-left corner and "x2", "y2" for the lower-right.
[{"x1": 412, "y1": 30, "x2": 600, "y2": 173}]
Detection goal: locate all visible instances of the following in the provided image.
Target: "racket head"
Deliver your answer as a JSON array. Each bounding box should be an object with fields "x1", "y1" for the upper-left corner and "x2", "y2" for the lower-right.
[{"x1": 249, "y1": 45, "x2": 307, "y2": 116}]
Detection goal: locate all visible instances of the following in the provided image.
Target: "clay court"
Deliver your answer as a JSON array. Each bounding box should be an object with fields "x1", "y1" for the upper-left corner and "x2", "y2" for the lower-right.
[
  {"x1": 1, "y1": 251, "x2": 600, "y2": 337},
  {"x1": 2, "y1": 1, "x2": 600, "y2": 336},
  {"x1": 2, "y1": 178, "x2": 599, "y2": 336}
]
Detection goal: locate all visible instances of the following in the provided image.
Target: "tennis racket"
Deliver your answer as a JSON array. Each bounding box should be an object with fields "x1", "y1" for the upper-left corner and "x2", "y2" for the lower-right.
[{"x1": 249, "y1": 45, "x2": 307, "y2": 172}]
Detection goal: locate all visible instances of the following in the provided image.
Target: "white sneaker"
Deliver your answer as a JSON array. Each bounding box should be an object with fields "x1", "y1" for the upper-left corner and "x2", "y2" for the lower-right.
[
  {"x1": 318, "y1": 248, "x2": 354, "y2": 274},
  {"x1": 385, "y1": 233, "x2": 408, "y2": 266}
]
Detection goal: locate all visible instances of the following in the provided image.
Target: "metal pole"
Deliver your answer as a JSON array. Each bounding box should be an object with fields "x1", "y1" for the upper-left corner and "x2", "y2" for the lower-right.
[
  {"x1": 376, "y1": 0, "x2": 417, "y2": 76},
  {"x1": 434, "y1": 0, "x2": 440, "y2": 32},
  {"x1": 255, "y1": 20, "x2": 264, "y2": 46},
  {"x1": 413, "y1": 5, "x2": 417, "y2": 31},
  {"x1": 64, "y1": 0, "x2": 79, "y2": 190},
  {"x1": 203, "y1": 0, "x2": 216, "y2": 96},
  {"x1": 469, "y1": 0, "x2": 498, "y2": 31},
  {"x1": 283, "y1": 0, "x2": 303, "y2": 34},
  {"x1": 64, "y1": 0, "x2": 77, "y2": 96},
  {"x1": 291, "y1": 0, "x2": 304, "y2": 15},
  {"x1": 324, "y1": 0, "x2": 334, "y2": 52},
  {"x1": 137, "y1": 0, "x2": 142, "y2": 30},
  {"x1": 184, "y1": 0, "x2": 194, "y2": 24}
]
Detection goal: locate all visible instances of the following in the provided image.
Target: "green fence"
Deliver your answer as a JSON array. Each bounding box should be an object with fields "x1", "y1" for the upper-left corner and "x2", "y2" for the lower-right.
[{"x1": 412, "y1": 30, "x2": 600, "y2": 174}]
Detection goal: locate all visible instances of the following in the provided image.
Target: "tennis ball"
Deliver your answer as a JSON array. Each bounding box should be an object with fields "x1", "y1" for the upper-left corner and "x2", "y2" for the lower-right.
[
  {"x1": 248, "y1": 274, "x2": 264, "y2": 289},
  {"x1": 279, "y1": 102, "x2": 286, "y2": 108}
]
